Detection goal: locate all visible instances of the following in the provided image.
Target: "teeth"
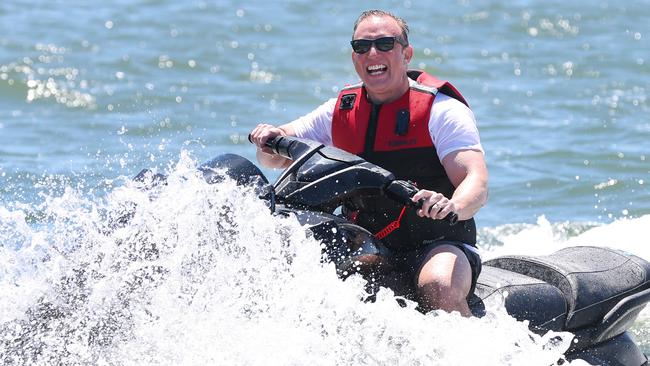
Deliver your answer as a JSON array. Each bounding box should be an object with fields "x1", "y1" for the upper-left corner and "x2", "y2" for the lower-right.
[
  {"x1": 367, "y1": 64, "x2": 387, "y2": 74},
  {"x1": 367, "y1": 65, "x2": 386, "y2": 71}
]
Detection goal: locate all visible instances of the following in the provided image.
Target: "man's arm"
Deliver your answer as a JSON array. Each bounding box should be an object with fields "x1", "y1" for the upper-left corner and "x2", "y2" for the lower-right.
[
  {"x1": 250, "y1": 98, "x2": 336, "y2": 169},
  {"x1": 412, "y1": 92, "x2": 488, "y2": 221},
  {"x1": 412, "y1": 149, "x2": 488, "y2": 221},
  {"x1": 441, "y1": 149, "x2": 488, "y2": 221}
]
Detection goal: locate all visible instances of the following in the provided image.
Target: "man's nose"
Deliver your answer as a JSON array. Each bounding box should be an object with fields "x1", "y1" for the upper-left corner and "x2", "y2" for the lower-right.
[{"x1": 367, "y1": 44, "x2": 380, "y2": 56}]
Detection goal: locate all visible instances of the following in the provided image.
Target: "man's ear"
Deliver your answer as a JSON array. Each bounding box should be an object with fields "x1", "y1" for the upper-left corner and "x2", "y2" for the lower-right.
[{"x1": 404, "y1": 45, "x2": 413, "y2": 64}]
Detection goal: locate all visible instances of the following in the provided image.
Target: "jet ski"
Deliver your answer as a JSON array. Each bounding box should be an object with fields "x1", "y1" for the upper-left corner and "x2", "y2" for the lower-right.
[{"x1": 139, "y1": 136, "x2": 649, "y2": 365}]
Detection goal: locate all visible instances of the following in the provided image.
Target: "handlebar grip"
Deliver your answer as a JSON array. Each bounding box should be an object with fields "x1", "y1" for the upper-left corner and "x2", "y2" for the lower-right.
[
  {"x1": 413, "y1": 199, "x2": 458, "y2": 225},
  {"x1": 444, "y1": 212, "x2": 459, "y2": 225},
  {"x1": 248, "y1": 133, "x2": 297, "y2": 162},
  {"x1": 248, "y1": 134, "x2": 279, "y2": 150},
  {"x1": 385, "y1": 180, "x2": 458, "y2": 225}
]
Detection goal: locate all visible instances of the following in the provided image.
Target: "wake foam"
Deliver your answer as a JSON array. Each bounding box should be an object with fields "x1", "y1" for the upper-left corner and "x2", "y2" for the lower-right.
[{"x1": 0, "y1": 155, "x2": 591, "y2": 365}]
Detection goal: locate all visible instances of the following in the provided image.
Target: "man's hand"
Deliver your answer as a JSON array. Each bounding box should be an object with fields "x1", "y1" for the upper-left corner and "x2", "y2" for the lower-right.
[
  {"x1": 249, "y1": 123, "x2": 295, "y2": 169},
  {"x1": 250, "y1": 123, "x2": 287, "y2": 154},
  {"x1": 411, "y1": 189, "x2": 457, "y2": 220}
]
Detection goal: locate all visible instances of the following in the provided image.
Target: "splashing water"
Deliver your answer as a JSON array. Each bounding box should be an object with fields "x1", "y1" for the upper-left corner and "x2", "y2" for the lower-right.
[
  {"x1": 0, "y1": 154, "x2": 611, "y2": 365},
  {"x1": 480, "y1": 215, "x2": 650, "y2": 262}
]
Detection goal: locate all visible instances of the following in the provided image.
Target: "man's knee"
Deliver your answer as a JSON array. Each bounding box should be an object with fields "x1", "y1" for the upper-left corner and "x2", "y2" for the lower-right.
[
  {"x1": 417, "y1": 246, "x2": 471, "y2": 286},
  {"x1": 418, "y1": 275, "x2": 467, "y2": 302},
  {"x1": 415, "y1": 244, "x2": 472, "y2": 306}
]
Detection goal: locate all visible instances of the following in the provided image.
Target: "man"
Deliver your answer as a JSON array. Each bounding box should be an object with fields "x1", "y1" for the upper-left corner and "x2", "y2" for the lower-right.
[{"x1": 250, "y1": 10, "x2": 488, "y2": 317}]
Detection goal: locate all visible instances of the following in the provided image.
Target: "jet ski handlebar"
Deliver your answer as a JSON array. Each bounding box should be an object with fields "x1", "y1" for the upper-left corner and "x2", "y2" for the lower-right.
[
  {"x1": 385, "y1": 180, "x2": 459, "y2": 225},
  {"x1": 248, "y1": 134, "x2": 458, "y2": 224},
  {"x1": 248, "y1": 134, "x2": 294, "y2": 158}
]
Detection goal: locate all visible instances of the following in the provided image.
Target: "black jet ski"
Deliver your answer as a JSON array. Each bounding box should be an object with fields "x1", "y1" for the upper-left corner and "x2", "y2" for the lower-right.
[{"x1": 140, "y1": 136, "x2": 649, "y2": 365}]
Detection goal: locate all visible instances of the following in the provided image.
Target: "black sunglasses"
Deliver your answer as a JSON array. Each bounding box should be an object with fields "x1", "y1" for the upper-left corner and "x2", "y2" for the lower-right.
[{"x1": 350, "y1": 36, "x2": 407, "y2": 54}]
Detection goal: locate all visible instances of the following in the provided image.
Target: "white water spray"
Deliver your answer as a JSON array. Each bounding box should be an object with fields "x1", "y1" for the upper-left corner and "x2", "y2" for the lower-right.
[{"x1": 1, "y1": 155, "x2": 628, "y2": 365}]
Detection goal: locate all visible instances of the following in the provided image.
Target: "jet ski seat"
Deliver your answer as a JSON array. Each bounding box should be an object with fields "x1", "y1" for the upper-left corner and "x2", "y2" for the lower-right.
[{"x1": 481, "y1": 246, "x2": 650, "y2": 331}]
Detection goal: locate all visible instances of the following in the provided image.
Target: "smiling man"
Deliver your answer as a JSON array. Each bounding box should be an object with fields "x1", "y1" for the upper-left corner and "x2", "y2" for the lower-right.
[{"x1": 250, "y1": 10, "x2": 488, "y2": 317}]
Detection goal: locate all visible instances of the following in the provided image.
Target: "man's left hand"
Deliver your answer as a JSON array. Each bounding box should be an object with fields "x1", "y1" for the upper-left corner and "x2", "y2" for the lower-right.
[{"x1": 411, "y1": 190, "x2": 456, "y2": 220}]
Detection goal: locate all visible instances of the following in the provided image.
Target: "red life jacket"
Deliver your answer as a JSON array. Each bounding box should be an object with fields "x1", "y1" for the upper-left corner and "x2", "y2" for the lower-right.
[{"x1": 331, "y1": 70, "x2": 476, "y2": 250}]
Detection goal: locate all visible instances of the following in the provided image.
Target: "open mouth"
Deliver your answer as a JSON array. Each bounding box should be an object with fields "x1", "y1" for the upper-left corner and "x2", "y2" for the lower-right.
[{"x1": 367, "y1": 64, "x2": 387, "y2": 75}]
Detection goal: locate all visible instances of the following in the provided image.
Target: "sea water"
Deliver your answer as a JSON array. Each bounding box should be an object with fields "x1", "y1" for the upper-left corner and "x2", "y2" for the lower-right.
[{"x1": 1, "y1": 1, "x2": 648, "y2": 365}]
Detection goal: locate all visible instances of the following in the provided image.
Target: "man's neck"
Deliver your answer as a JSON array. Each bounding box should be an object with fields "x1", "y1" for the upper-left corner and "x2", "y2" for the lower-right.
[{"x1": 365, "y1": 77, "x2": 411, "y2": 104}]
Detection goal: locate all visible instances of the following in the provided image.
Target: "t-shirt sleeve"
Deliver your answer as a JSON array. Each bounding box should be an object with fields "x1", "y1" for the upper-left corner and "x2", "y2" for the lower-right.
[
  {"x1": 287, "y1": 98, "x2": 336, "y2": 145},
  {"x1": 429, "y1": 93, "x2": 484, "y2": 161}
]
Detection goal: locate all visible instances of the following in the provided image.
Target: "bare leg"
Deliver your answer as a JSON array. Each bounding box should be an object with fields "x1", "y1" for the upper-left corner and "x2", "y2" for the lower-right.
[{"x1": 416, "y1": 244, "x2": 472, "y2": 317}]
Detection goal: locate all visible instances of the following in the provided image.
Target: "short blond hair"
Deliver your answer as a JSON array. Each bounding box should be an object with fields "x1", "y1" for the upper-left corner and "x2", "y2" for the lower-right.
[{"x1": 352, "y1": 10, "x2": 409, "y2": 45}]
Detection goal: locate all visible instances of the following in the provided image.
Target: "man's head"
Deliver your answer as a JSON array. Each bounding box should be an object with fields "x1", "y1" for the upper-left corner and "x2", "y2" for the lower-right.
[{"x1": 351, "y1": 10, "x2": 413, "y2": 104}]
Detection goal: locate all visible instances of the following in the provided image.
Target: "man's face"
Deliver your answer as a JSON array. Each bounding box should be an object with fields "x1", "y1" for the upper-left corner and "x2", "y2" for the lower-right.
[{"x1": 351, "y1": 15, "x2": 413, "y2": 103}]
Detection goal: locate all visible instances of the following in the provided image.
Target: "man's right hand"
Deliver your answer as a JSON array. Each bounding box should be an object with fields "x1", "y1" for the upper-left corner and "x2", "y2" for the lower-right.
[
  {"x1": 250, "y1": 123, "x2": 294, "y2": 169},
  {"x1": 250, "y1": 123, "x2": 287, "y2": 155}
]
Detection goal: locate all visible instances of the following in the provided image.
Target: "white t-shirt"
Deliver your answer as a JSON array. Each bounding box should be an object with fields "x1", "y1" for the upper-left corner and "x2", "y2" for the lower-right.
[{"x1": 288, "y1": 92, "x2": 483, "y2": 162}]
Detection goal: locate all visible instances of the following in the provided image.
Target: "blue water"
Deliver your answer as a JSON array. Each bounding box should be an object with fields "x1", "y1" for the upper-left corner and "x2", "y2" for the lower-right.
[{"x1": 1, "y1": 1, "x2": 648, "y2": 364}]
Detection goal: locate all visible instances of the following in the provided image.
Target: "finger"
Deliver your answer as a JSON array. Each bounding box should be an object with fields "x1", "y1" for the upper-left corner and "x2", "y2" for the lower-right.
[
  {"x1": 427, "y1": 203, "x2": 444, "y2": 218},
  {"x1": 419, "y1": 191, "x2": 442, "y2": 203},
  {"x1": 411, "y1": 189, "x2": 433, "y2": 203},
  {"x1": 417, "y1": 203, "x2": 429, "y2": 217},
  {"x1": 250, "y1": 126, "x2": 262, "y2": 145},
  {"x1": 411, "y1": 191, "x2": 425, "y2": 202},
  {"x1": 427, "y1": 203, "x2": 438, "y2": 216},
  {"x1": 435, "y1": 204, "x2": 451, "y2": 220},
  {"x1": 251, "y1": 125, "x2": 271, "y2": 147}
]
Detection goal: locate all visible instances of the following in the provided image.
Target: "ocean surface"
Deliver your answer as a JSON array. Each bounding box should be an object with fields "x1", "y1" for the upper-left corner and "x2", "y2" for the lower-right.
[{"x1": 1, "y1": 0, "x2": 648, "y2": 364}]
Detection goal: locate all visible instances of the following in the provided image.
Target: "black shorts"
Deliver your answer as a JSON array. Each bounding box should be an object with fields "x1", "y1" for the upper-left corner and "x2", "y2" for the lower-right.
[{"x1": 390, "y1": 240, "x2": 482, "y2": 299}]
